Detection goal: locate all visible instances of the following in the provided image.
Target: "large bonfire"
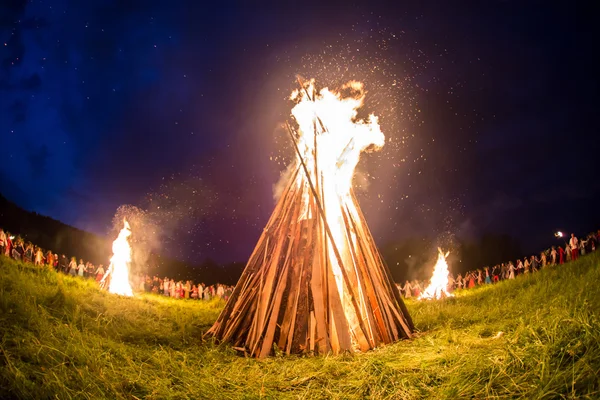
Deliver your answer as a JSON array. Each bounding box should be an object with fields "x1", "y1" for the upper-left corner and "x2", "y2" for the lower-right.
[
  {"x1": 419, "y1": 248, "x2": 453, "y2": 300},
  {"x1": 100, "y1": 219, "x2": 134, "y2": 297},
  {"x1": 205, "y1": 78, "x2": 414, "y2": 357}
]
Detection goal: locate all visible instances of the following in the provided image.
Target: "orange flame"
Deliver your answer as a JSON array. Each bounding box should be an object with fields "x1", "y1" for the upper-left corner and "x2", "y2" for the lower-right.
[
  {"x1": 420, "y1": 248, "x2": 453, "y2": 300},
  {"x1": 107, "y1": 219, "x2": 134, "y2": 297}
]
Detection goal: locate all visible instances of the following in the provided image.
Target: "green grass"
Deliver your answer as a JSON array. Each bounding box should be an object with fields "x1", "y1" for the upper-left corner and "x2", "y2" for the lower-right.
[{"x1": 1, "y1": 253, "x2": 599, "y2": 399}]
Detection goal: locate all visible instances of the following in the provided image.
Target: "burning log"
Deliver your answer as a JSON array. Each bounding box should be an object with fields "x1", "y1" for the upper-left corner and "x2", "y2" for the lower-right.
[{"x1": 204, "y1": 79, "x2": 414, "y2": 357}]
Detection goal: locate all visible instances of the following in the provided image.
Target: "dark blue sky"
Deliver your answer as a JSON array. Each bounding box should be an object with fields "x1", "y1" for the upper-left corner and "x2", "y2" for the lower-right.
[{"x1": 1, "y1": 1, "x2": 598, "y2": 263}]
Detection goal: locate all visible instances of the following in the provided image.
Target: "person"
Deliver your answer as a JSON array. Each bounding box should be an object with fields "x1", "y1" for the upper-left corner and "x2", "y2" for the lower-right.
[
  {"x1": 46, "y1": 251, "x2": 54, "y2": 269},
  {"x1": 163, "y1": 278, "x2": 170, "y2": 297},
  {"x1": 569, "y1": 234, "x2": 579, "y2": 261},
  {"x1": 23, "y1": 243, "x2": 33, "y2": 263},
  {"x1": 492, "y1": 265, "x2": 499, "y2": 283},
  {"x1": 508, "y1": 262, "x2": 515, "y2": 279},
  {"x1": 550, "y1": 247, "x2": 557, "y2": 265},
  {"x1": 468, "y1": 273, "x2": 476, "y2": 288},
  {"x1": 68, "y1": 257, "x2": 77, "y2": 275},
  {"x1": 191, "y1": 285, "x2": 199, "y2": 299},
  {"x1": 531, "y1": 255, "x2": 539, "y2": 272},
  {"x1": 402, "y1": 280, "x2": 412, "y2": 298},
  {"x1": 412, "y1": 280, "x2": 421, "y2": 297},
  {"x1": 558, "y1": 246, "x2": 565, "y2": 264},
  {"x1": 484, "y1": 267, "x2": 492, "y2": 284},
  {"x1": 12, "y1": 239, "x2": 24, "y2": 260},
  {"x1": 455, "y1": 274, "x2": 463, "y2": 289},
  {"x1": 579, "y1": 238, "x2": 587, "y2": 256},
  {"x1": 184, "y1": 281, "x2": 191, "y2": 299},
  {"x1": 77, "y1": 259, "x2": 85, "y2": 277},
  {"x1": 540, "y1": 251, "x2": 547, "y2": 268},
  {"x1": 35, "y1": 247, "x2": 44, "y2": 266},
  {"x1": 95, "y1": 264, "x2": 105, "y2": 282},
  {"x1": 59, "y1": 255, "x2": 68, "y2": 273},
  {"x1": 0, "y1": 228, "x2": 6, "y2": 255},
  {"x1": 516, "y1": 259, "x2": 524, "y2": 275},
  {"x1": 4, "y1": 233, "x2": 12, "y2": 257}
]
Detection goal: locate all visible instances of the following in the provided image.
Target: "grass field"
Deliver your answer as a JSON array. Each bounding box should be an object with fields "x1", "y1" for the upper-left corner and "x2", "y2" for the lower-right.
[{"x1": 1, "y1": 253, "x2": 599, "y2": 399}]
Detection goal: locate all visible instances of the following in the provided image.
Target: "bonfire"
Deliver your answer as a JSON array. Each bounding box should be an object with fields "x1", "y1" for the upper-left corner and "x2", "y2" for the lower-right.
[
  {"x1": 100, "y1": 219, "x2": 134, "y2": 297},
  {"x1": 205, "y1": 78, "x2": 413, "y2": 357},
  {"x1": 419, "y1": 248, "x2": 453, "y2": 300}
]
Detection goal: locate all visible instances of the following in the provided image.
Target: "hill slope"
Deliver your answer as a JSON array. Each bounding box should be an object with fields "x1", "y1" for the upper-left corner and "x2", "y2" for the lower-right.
[{"x1": 1, "y1": 254, "x2": 599, "y2": 399}]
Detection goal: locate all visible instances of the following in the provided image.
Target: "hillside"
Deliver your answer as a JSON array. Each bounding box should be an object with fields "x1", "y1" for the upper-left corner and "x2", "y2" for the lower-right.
[{"x1": 1, "y1": 254, "x2": 599, "y2": 399}]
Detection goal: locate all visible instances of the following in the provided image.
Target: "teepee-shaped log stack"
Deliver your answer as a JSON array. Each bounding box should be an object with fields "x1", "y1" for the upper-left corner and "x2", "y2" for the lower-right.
[{"x1": 205, "y1": 80, "x2": 414, "y2": 357}]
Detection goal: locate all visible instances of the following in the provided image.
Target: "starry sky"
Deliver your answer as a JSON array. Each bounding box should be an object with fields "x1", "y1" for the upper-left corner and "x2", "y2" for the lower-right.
[{"x1": 1, "y1": 1, "x2": 598, "y2": 264}]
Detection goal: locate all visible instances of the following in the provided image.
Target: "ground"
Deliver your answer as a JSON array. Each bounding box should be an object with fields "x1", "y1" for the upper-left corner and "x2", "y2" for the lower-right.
[{"x1": 1, "y1": 253, "x2": 599, "y2": 399}]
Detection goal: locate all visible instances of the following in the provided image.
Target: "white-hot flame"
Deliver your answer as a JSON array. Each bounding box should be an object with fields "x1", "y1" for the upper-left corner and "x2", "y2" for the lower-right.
[
  {"x1": 420, "y1": 248, "x2": 453, "y2": 300},
  {"x1": 291, "y1": 79, "x2": 384, "y2": 198},
  {"x1": 108, "y1": 219, "x2": 134, "y2": 297},
  {"x1": 289, "y1": 79, "x2": 384, "y2": 335}
]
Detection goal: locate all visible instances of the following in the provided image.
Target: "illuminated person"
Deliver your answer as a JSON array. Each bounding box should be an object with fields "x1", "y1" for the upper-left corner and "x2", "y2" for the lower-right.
[
  {"x1": 163, "y1": 278, "x2": 170, "y2": 296},
  {"x1": 507, "y1": 262, "x2": 515, "y2": 280},
  {"x1": 402, "y1": 280, "x2": 412, "y2": 298},
  {"x1": 484, "y1": 267, "x2": 492, "y2": 284},
  {"x1": 569, "y1": 234, "x2": 579, "y2": 260},
  {"x1": 184, "y1": 281, "x2": 191, "y2": 299},
  {"x1": 77, "y1": 259, "x2": 85, "y2": 277},
  {"x1": 579, "y1": 238, "x2": 587, "y2": 256},
  {"x1": 516, "y1": 259, "x2": 523, "y2": 276},
  {"x1": 468, "y1": 272, "x2": 476, "y2": 288},
  {"x1": 540, "y1": 251, "x2": 547, "y2": 267},
  {"x1": 95, "y1": 265, "x2": 105, "y2": 282},
  {"x1": 68, "y1": 257, "x2": 77, "y2": 275},
  {"x1": 0, "y1": 229, "x2": 6, "y2": 255},
  {"x1": 558, "y1": 246, "x2": 565, "y2": 264},
  {"x1": 34, "y1": 247, "x2": 44, "y2": 266},
  {"x1": 456, "y1": 274, "x2": 463, "y2": 289},
  {"x1": 4, "y1": 233, "x2": 12, "y2": 256}
]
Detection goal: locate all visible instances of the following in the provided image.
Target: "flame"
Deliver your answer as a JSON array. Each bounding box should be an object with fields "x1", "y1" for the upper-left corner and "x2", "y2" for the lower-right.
[
  {"x1": 107, "y1": 219, "x2": 134, "y2": 297},
  {"x1": 290, "y1": 79, "x2": 384, "y2": 333},
  {"x1": 419, "y1": 248, "x2": 453, "y2": 300},
  {"x1": 291, "y1": 79, "x2": 384, "y2": 198}
]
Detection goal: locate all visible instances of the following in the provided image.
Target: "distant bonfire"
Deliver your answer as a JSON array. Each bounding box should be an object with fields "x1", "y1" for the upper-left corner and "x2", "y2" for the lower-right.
[
  {"x1": 100, "y1": 219, "x2": 134, "y2": 297},
  {"x1": 419, "y1": 248, "x2": 453, "y2": 300},
  {"x1": 205, "y1": 78, "x2": 414, "y2": 357}
]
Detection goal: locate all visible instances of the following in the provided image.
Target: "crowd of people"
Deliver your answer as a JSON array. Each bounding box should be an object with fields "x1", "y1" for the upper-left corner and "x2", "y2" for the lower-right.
[
  {"x1": 3, "y1": 226, "x2": 598, "y2": 302},
  {"x1": 130, "y1": 274, "x2": 235, "y2": 300},
  {"x1": 0, "y1": 227, "x2": 233, "y2": 301},
  {"x1": 399, "y1": 231, "x2": 600, "y2": 298}
]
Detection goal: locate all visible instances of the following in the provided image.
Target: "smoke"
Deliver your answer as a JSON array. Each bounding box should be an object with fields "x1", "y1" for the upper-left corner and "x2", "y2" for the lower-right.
[
  {"x1": 111, "y1": 205, "x2": 156, "y2": 276},
  {"x1": 272, "y1": 162, "x2": 296, "y2": 202},
  {"x1": 111, "y1": 174, "x2": 218, "y2": 273}
]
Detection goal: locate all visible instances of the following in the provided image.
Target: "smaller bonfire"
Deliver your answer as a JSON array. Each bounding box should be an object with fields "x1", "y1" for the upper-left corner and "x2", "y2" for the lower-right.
[
  {"x1": 419, "y1": 248, "x2": 453, "y2": 300},
  {"x1": 100, "y1": 219, "x2": 134, "y2": 297}
]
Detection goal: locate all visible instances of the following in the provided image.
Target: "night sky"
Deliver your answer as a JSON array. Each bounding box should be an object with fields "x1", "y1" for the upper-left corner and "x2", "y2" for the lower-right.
[{"x1": 1, "y1": 1, "x2": 598, "y2": 264}]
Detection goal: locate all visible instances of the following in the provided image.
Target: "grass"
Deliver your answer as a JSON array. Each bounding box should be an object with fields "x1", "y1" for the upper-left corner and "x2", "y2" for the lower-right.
[{"x1": 1, "y1": 254, "x2": 599, "y2": 399}]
